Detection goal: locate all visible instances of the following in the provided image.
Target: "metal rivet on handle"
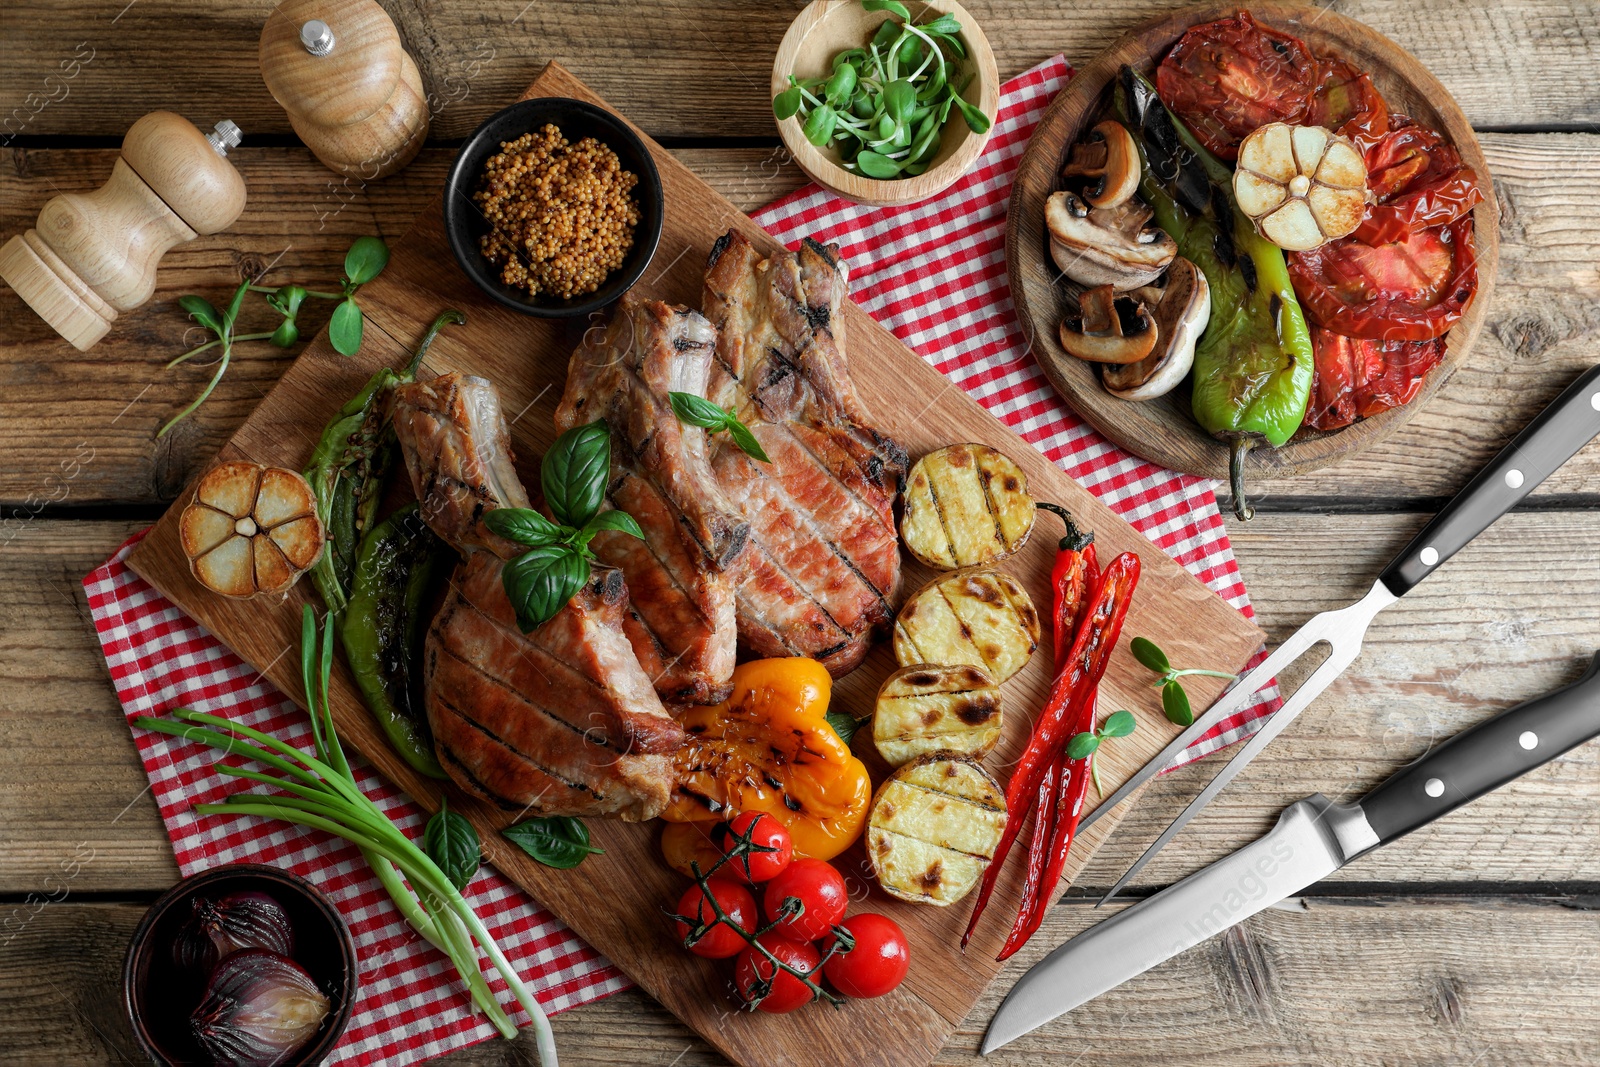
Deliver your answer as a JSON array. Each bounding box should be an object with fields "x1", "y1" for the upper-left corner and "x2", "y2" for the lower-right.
[
  {"x1": 1519, "y1": 731, "x2": 1539, "y2": 750},
  {"x1": 1420, "y1": 546, "x2": 1440, "y2": 567},
  {"x1": 1592, "y1": 392, "x2": 1600, "y2": 412},
  {"x1": 1505, "y1": 468, "x2": 1525, "y2": 489},
  {"x1": 1425, "y1": 777, "x2": 1445, "y2": 798}
]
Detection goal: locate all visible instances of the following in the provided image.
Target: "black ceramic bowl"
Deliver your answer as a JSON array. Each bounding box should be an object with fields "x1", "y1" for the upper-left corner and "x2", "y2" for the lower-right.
[
  {"x1": 123, "y1": 863, "x2": 358, "y2": 1067},
  {"x1": 443, "y1": 97, "x2": 665, "y2": 318}
]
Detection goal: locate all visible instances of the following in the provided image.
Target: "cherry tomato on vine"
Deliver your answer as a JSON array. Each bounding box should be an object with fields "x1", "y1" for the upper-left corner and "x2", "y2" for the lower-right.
[
  {"x1": 824, "y1": 913, "x2": 910, "y2": 999},
  {"x1": 672, "y1": 879, "x2": 757, "y2": 959},
  {"x1": 733, "y1": 934, "x2": 821, "y2": 1013},
  {"x1": 712, "y1": 811, "x2": 794, "y2": 884},
  {"x1": 762, "y1": 858, "x2": 847, "y2": 941}
]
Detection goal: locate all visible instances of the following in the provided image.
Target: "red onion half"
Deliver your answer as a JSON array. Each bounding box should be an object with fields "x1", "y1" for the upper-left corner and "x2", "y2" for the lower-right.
[
  {"x1": 190, "y1": 949, "x2": 330, "y2": 1067},
  {"x1": 173, "y1": 891, "x2": 295, "y2": 975}
]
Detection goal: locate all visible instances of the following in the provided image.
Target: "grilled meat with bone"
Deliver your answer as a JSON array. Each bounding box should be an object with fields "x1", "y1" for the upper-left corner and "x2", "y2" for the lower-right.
[
  {"x1": 390, "y1": 372, "x2": 682, "y2": 821},
  {"x1": 554, "y1": 294, "x2": 744, "y2": 706},
  {"x1": 702, "y1": 230, "x2": 906, "y2": 675}
]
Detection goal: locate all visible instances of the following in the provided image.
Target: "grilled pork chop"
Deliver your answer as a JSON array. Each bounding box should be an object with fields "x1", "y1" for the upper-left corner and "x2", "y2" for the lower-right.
[
  {"x1": 702, "y1": 230, "x2": 907, "y2": 675},
  {"x1": 554, "y1": 295, "x2": 745, "y2": 706},
  {"x1": 390, "y1": 373, "x2": 683, "y2": 821}
]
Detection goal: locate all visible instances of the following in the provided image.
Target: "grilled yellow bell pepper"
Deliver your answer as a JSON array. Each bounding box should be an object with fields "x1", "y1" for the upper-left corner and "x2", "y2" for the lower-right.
[{"x1": 662, "y1": 658, "x2": 871, "y2": 861}]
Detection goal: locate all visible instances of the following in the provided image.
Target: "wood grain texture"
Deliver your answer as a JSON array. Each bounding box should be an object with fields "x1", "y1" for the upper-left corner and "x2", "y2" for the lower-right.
[
  {"x1": 1007, "y1": 1, "x2": 1498, "y2": 484},
  {"x1": 0, "y1": 1, "x2": 1596, "y2": 140},
  {"x1": 8, "y1": 897, "x2": 1600, "y2": 1066}
]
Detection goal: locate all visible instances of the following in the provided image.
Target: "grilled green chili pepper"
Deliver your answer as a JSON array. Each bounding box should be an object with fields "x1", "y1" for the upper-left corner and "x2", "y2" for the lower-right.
[
  {"x1": 341, "y1": 503, "x2": 446, "y2": 779},
  {"x1": 305, "y1": 309, "x2": 466, "y2": 612},
  {"x1": 1117, "y1": 67, "x2": 1314, "y2": 520}
]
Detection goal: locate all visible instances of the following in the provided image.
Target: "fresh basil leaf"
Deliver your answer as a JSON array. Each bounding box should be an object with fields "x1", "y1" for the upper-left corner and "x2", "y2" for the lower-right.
[
  {"x1": 1130, "y1": 637, "x2": 1170, "y2": 675},
  {"x1": 583, "y1": 509, "x2": 645, "y2": 540},
  {"x1": 723, "y1": 419, "x2": 771, "y2": 464},
  {"x1": 269, "y1": 318, "x2": 300, "y2": 349},
  {"x1": 329, "y1": 298, "x2": 364, "y2": 355},
  {"x1": 801, "y1": 103, "x2": 837, "y2": 147},
  {"x1": 1162, "y1": 680, "x2": 1193, "y2": 727},
  {"x1": 343, "y1": 235, "x2": 390, "y2": 286},
  {"x1": 951, "y1": 91, "x2": 991, "y2": 135},
  {"x1": 178, "y1": 295, "x2": 223, "y2": 336},
  {"x1": 863, "y1": 0, "x2": 911, "y2": 23},
  {"x1": 1066, "y1": 731, "x2": 1101, "y2": 760},
  {"x1": 501, "y1": 544, "x2": 589, "y2": 632},
  {"x1": 773, "y1": 86, "x2": 803, "y2": 120},
  {"x1": 883, "y1": 79, "x2": 917, "y2": 125},
  {"x1": 669, "y1": 391, "x2": 731, "y2": 430},
  {"x1": 541, "y1": 420, "x2": 611, "y2": 528},
  {"x1": 485, "y1": 507, "x2": 565, "y2": 547},
  {"x1": 854, "y1": 150, "x2": 902, "y2": 180},
  {"x1": 424, "y1": 799, "x2": 481, "y2": 891},
  {"x1": 825, "y1": 710, "x2": 858, "y2": 746},
  {"x1": 503, "y1": 815, "x2": 604, "y2": 870},
  {"x1": 1100, "y1": 709, "x2": 1137, "y2": 738}
]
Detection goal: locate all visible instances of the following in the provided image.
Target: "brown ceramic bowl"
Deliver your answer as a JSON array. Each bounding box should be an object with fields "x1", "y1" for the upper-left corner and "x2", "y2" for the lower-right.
[{"x1": 122, "y1": 863, "x2": 358, "y2": 1066}]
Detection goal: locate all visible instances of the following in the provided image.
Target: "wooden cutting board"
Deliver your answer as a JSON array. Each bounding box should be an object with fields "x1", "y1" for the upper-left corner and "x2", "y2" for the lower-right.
[{"x1": 128, "y1": 62, "x2": 1265, "y2": 1067}]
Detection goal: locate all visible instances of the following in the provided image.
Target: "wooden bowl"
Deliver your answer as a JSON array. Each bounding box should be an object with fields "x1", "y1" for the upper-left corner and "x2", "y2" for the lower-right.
[
  {"x1": 772, "y1": 0, "x2": 999, "y2": 206},
  {"x1": 1006, "y1": 1, "x2": 1498, "y2": 485}
]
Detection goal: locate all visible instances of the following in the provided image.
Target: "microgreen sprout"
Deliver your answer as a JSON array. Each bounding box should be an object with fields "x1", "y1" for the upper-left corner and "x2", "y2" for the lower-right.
[
  {"x1": 1130, "y1": 637, "x2": 1239, "y2": 726},
  {"x1": 1066, "y1": 709, "x2": 1137, "y2": 798}
]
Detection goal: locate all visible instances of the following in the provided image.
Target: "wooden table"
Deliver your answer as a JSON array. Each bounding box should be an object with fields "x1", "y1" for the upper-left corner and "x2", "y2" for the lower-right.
[{"x1": 3, "y1": 2, "x2": 1599, "y2": 1063}]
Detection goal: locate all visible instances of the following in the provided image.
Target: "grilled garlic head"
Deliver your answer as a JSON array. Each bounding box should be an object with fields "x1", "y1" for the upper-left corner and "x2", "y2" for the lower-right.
[
  {"x1": 180, "y1": 461, "x2": 326, "y2": 599},
  {"x1": 1233, "y1": 123, "x2": 1369, "y2": 251}
]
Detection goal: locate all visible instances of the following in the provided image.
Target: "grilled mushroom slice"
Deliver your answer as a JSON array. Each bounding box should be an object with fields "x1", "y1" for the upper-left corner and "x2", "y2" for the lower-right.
[
  {"x1": 1061, "y1": 120, "x2": 1141, "y2": 209},
  {"x1": 1059, "y1": 284, "x2": 1158, "y2": 365},
  {"x1": 1102, "y1": 258, "x2": 1212, "y2": 401},
  {"x1": 1046, "y1": 191, "x2": 1176, "y2": 291}
]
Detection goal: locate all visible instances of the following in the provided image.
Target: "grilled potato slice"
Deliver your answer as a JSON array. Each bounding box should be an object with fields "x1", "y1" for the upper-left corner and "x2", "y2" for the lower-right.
[
  {"x1": 867, "y1": 754, "x2": 1007, "y2": 906},
  {"x1": 873, "y1": 664, "x2": 1003, "y2": 767},
  {"x1": 893, "y1": 570, "x2": 1040, "y2": 683},
  {"x1": 900, "y1": 444, "x2": 1036, "y2": 569}
]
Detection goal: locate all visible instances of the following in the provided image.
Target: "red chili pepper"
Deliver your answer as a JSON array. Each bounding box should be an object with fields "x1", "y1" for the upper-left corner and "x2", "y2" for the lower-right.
[
  {"x1": 1036, "y1": 503, "x2": 1097, "y2": 666},
  {"x1": 962, "y1": 551, "x2": 1140, "y2": 950}
]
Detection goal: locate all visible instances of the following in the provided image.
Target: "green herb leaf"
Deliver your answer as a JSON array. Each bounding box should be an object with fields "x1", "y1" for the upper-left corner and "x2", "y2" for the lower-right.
[
  {"x1": 669, "y1": 391, "x2": 731, "y2": 429},
  {"x1": 871, "y1": 17, "x2": 902, "y2": 51},
  {"x1": 223, "y1": 279, "x2": 250, "y2": 330},
  {"x1": 723, "y1": 419, "x2": 772, "y2": 464},
  {"x1": 540, "y1": 420, "x2": 612, "y2": 528},
  {"x1": 801, "y1": 103, "x2": 837, "y2": 146},
  {"x1": 825, "y1": 63, "x2": 858, "y2": 105},
  {"x1": 863, "y1": 0, "x2": 912, "y2": 22},
  {"x1": 951, "y1": 91, "x2": 992, "y2": 135},
  {"x1": 919, "y1": 13, "x2": 962, "y2": 36},
  {"x1": 343, "y1": 235, "x2": 390, "y2": 286},
  {"x1": 424, "y1": 799, "x2": 482, "y2": 891},
  {"x1": 179, "y1": 295, "x2": 223, "y2": 335},
  {"x1": 854, "y1": 150, "x2": 902, "y2": 179},
  {"x1": 894, "y1": 35, "x2": 922, "y2": 70},
  {"x1": 267, "y1": 284, "x2": 308, "y2": 320},
  {"x1": 883, "y1": 79, "x2": 917, "y2": 125},
  {"x1": 269, "y1": 318, "x2": 300, "y2": 348},
  {"x1": 583, "y1": 509, "x2": 645, "y2": 540},
  {"x1": 485, "y1": 507, "x2": 566, "y2": 547},
  {"x1": 1100, "y1": 709, "x2": 1137, "y2": 738},
  {"x1": 773, "y1": 86, "x2": 804, "y2": 120},
  {"x1": 825, "y1": 710, "x2": 858, "y2": 746},
  {"x1": 1162, "y1": 680, "x2": 1193, "y2": 727},
  {"x1": 500, "y1": 544, "x2": 589, "y2": 632},
  {"x1": 329, "y1": 298, "x2": 364, "y2": 355},
  {"x1": 504, "y1": 815, "x2": 604, "y2": 870},
  {"x1": 1066, "y1": 731, "x2": 1101, "y2": 760},
  {"x1": 1130, "y1": 637, "x2": 1171, "y2": 674}
]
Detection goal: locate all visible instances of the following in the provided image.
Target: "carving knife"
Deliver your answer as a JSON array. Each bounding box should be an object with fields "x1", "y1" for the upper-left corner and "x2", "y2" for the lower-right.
[
  {"x1": 983, "y1": 653, "x2": 1600, "y2": 1053},
  {"x1": 1085, "y1": 363, "x2": 1600, "y2": 904}
]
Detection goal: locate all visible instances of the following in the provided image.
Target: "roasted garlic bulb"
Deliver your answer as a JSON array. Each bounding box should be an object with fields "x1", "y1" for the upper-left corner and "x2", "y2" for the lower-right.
[
  {"x1": 180, "y1": 461, "x2": 326, "y2": 599},
  {"x1": 1232, "y1": 123, "x2": 1369, "y2": 252}
]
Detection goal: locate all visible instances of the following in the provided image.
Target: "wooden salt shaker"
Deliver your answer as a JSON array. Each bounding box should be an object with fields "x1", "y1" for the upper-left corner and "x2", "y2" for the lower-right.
[
  {"x1": 260, "y1": 0, "x2": 430, "y2": 180},
  {"x1": 0, "y1": 112, "x2": 247, "y2": 351}
]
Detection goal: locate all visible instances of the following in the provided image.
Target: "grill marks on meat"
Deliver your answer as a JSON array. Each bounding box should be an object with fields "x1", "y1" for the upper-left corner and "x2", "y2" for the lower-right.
[
  {"x1": 391, "y1": 372, "x2": 683, "y2": 822},
  {"x1": 702, "y1": 230, "x2": 906, "y2": 675},
  {"x1": 555, "y1": 295, "x2": 744, "y2": 705}
]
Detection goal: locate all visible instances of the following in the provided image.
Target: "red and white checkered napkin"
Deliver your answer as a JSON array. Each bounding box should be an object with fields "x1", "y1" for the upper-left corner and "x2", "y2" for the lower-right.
[
  {"x1": 753, "y1": 55, "x2": 1280, "y2": 768},
  {"x1": 82, "y1": 56, "x2": 1279, "y2": 1067}
]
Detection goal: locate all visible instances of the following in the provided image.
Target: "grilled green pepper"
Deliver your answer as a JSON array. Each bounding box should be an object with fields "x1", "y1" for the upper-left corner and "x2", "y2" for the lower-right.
[
  {"x1": 1116, "y1": 67, "x2": 1314, "y2": 519},
  {"x1": 341, "y1": 503, "x2": 446, "y2": 778},
  {"x1": 305, "y1": 309, "x2": 465, "y2": 612}
]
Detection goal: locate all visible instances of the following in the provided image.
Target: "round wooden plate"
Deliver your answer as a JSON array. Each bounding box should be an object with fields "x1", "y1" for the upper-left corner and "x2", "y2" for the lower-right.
[{"x1": 1005, "y1": 1, "x2": 1499, "y2": 484}]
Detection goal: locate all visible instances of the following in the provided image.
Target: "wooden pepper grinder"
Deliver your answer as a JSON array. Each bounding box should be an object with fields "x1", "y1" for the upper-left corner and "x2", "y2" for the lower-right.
[
  {"x1": 260, "y1": 0, "x2": 430, "y2": 180},
  {"x1": 0, "y1": 112, "x2": 247, "y2": 351}
]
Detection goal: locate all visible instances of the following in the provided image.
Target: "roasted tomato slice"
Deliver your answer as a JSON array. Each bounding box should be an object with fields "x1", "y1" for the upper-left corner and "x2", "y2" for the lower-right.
[
  {"x1": 1306, "y1": 327, "x2": 1446, "y2": 432},
  {"x1": 1353, "y1": 117, "x2": 1483, "y2": 245},
  {"x1": 1155, "y1": 11, "x2": 1319, "y2": 160},
  {"x1": 1306, "y1": 57, "x2": 1390, "y2": 149},
  {"x1": 1289, "y1": 215, "x2": 1478, "y2": 341}
]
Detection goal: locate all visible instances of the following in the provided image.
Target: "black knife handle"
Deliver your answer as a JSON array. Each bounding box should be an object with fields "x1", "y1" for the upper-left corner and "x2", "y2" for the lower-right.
[
  {"x1": 1362, "y1": 652, "x2": 1600, "y2": 845},
  {"x1": 1380, "y1": 363, "x2": 1600, "y2": 597}
]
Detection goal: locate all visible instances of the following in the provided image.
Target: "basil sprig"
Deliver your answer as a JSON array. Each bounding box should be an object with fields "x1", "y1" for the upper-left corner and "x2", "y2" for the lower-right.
[
  {"x1": 486, "y1": 420, "x2": 644, "y2": 633},
  {"x1": 424, "y1": 798, "x2": 482, "y2": 891},
  {"x1": 503, "y1": 815, "x2": 605, "y2": 870},
  {"x1": 668, "y1": 392, "x2": 771, "y2": 463}
]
